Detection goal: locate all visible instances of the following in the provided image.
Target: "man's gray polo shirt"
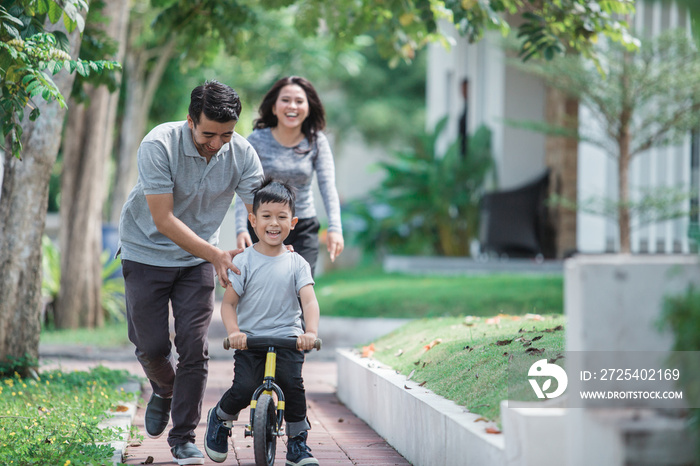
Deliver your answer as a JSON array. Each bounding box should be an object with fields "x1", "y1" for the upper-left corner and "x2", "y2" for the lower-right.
[{"x1": 118, "y1": 121, "x2": 264, "y2": 267}]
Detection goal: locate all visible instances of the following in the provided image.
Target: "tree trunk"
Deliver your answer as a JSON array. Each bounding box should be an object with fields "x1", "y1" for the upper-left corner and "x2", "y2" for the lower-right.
[
  {"x1": 618, "y1": 126, "x2": 632, "y2": 253},
  {"x1": 109, "y1": 32, "x2": 176, "y2": 225},
  {"x1": 55, "y1": 0, "x2": 130, "y2": 329},
  {"x1": 0, "y1": 19, "x2": 83, "y2": 372},
  {"x1": 618, "y1": 49, "x2": 633, "y2": 254},
  {"x1": 545, "y1": 87, "x2": 579, "y2": 258}
]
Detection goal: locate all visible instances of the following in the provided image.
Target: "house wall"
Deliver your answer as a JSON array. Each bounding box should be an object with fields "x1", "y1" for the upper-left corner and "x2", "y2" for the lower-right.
[{"x1": 427, "y1": 25, "x2": 546, "y2": 192}]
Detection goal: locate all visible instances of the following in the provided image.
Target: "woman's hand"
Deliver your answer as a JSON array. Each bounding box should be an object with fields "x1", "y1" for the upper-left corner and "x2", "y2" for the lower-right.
[
  {"x1": 237, "y1": 232, "x2": 253, "y2": 249},
  {"x1": 326, "y1": 231, "x2": 344, "y2": 262}
]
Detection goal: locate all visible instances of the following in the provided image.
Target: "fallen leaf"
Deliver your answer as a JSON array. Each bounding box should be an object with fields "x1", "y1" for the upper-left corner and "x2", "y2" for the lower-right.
[
  {"x1": 532, "y1": 336, "x2": 543, "y2": 341},
  {"x1": 394, "y1": 349, "x2": 404, "y2": 357},
  {"x1": 475, "y1": 372, "x2": 479, "y2": 379},
  {"x1": 524, "y1": 313, "x2": 545, "y2": 321},
  {"x1": 496, "y1": 339, "x2": 513, "y2": 346},
  {"x1": 142, "y1": 457, "x2": 154, "y2": 465},
  {"x1": 404, "y1": 385, "x2": 412, "y2": 390},
  {"x1": 485, "y1": 426, "x2": 502, "y2": 434},
  {"x1": 337, "y1": 418, "x2": 344, "y2": 423},
  {"x1": 423, "y1": 339, "x2": 442, "y2": 351},
  {"x1": 113, "y1": 404, "x2": 129, "y2": 412},
  {"x1": 525, "y1": 347, "x2": 545, "y2": 355},
  {"x1": 407, "y1": 369, "x2": 415, "y2": 381},
  {"x1": 361, "y1": 343, "x2": 375, "y2": 358},
  {"x1": 485, "y1": 316, "x2": 501, "y2": 325},
  {"x1": 508, "y1": 353, "x2": 514, "y2": 363},
  {"x1": 543, "y1": 325, "x2": 564, "y2": 332},
  {"x1": 473, "y1": 417, "x2": 489, "y2": 423},
  {"x1": 418, "y1": 381, "x2": 427, "y2": 387}
]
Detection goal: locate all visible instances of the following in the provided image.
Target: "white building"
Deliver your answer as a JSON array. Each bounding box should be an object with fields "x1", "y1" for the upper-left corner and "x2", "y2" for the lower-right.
[{"x1": 427, "y1": 0, "x2": 696, "y2": 255}]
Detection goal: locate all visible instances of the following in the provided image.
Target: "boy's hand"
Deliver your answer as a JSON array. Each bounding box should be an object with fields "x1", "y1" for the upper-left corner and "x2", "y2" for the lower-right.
[
  {"x1": 228, "y1": 332, "x2": 247, "y2": 350},
  {"x1": 297, "y1": 332, "x2": 317, "y2": 351}
]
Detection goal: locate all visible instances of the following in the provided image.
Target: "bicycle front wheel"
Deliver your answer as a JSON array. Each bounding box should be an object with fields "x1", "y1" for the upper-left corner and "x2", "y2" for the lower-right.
[{"x1": 253, "y1": 394, "x2": 278, "y2": 466}]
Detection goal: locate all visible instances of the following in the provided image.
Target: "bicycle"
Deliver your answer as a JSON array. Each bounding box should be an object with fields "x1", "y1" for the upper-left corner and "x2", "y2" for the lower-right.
[{"x1": 223, "y1": 335, "x2": 322, "y2": 466}]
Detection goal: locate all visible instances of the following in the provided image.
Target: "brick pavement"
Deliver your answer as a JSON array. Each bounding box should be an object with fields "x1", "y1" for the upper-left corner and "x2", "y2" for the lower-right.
[{"x1": 40, "y1": 356, "x2": 410, "y2": 466}]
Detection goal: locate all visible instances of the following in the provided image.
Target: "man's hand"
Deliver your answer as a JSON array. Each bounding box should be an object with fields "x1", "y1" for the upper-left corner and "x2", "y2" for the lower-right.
[
  {"x1": 228, "y1": 331, "x2": 248, "y2": 350},
  {"x1": 212, "y1": 248, "x2": 244, "y2": 287},
  {"x1": 297, "y1": 332, "x2": 317, "y2": 351}
]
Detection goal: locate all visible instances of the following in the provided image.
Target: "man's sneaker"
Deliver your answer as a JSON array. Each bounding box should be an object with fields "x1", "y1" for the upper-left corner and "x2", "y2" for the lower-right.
[
  {"x1": 144, "y1": 393, "x2": 171, "y2": 439},
  {"x1": 170, "y1": 442, "x2": 205, "y2": 465},
  {"x1": 204, "y1": 407, "x2": 233, "y2": 462},
  {"x1": 286, "y1": 431, "x2": 319, "y2": 466}
]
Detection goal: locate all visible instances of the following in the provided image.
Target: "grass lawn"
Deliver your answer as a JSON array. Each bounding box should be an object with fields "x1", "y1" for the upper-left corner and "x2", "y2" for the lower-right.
[
  {"x1": 40, "y1": 266, "x2": 563, "y2": 346},
  {"x1": 40, "y1": 320, "x2": 129, "y2": 347},
  {"x1": 366, "y1": 313, "x2": 566, "y2": 424},
  {"x1": 315, "y1": 266, "x2": 563, "y2": 318}
]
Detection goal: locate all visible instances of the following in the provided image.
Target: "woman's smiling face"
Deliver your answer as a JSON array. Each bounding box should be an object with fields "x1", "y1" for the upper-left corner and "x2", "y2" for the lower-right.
[{"x1": 272, "y1": 84, "x2": 309, "y2": 130}]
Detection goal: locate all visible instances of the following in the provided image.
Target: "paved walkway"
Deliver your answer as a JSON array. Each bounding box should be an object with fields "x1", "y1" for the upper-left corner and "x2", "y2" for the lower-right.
[{"x1": 39, "y1": 314, "x2": 410, "y2": 465}]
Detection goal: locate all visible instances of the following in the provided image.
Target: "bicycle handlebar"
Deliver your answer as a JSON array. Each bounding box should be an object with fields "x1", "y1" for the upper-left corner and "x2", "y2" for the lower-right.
[{"x1": 223, "y1": 335, "x2": 322, "y2": 351}]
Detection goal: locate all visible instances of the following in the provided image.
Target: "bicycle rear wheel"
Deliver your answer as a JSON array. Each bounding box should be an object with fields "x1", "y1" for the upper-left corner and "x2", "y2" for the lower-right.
[{"x1": 253, "y1": 394, "x2": 278, "y2": 466}]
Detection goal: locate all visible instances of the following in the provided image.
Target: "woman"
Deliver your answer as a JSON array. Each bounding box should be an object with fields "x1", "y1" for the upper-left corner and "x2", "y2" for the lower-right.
[{"x1": 234, "y1": 76, "x2": 344, "y2": 276}]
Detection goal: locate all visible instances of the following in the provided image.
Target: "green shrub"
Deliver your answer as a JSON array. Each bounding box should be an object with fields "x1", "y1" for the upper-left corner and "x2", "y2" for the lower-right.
[
  {"x1": 344, "y1": 117, "x2": 494, "y2": 257},
  {"x1": 0, "y1": 366, "x2": 136, "y2": 465},
  {"x1": 659, "y1": 287, "x2": 700, "y2": 462},
  {"x1": 41, "y1": 235, "x2": 126, "y2": 327}
]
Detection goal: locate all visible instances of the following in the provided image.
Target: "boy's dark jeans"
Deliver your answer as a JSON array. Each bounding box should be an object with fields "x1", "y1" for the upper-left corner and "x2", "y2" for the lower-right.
[
  {"x1": 218, "y1": 346, "x2": 307, "y2": 426},
  {"x1": 122, "y1": 259, "x2": 215, "y2": 447}
]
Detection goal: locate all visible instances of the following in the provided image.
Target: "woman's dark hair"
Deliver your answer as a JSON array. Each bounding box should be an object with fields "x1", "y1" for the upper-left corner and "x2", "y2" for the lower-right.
[
  {"x1": 189, "y1": 80, "x2": 241, "y2": 125},
  {"x1": 253, "y1": 76, "x2": 326, "y2": 145},
  {"x1": 252, "y1": 177, "x2": 297, "y2": 217}
]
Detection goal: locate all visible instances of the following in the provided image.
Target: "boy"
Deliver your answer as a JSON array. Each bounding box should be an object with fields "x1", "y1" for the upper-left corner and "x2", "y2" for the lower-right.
[{"x1": 204, "y1": 178, "x2": 320, "y2": 466}]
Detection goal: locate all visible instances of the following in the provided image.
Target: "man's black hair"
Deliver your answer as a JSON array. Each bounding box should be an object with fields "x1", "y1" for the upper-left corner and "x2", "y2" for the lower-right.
[
  {"x1": 252, "y1": 177, "x2": 296, "y2": 216},
  {"x1": 189, "y1": 80, "x2": 241, "y2": 125}
]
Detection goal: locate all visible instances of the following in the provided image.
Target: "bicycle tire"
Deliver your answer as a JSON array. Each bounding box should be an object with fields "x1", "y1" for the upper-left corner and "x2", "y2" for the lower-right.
[{"x1": 253, "y1": 394, "x2": 277, "y2": 466}]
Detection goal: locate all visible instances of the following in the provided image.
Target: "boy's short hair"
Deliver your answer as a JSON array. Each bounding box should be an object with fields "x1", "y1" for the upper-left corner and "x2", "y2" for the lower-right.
[{"x1": 252, "y1": 177, "x2": 296, "y2": 216}]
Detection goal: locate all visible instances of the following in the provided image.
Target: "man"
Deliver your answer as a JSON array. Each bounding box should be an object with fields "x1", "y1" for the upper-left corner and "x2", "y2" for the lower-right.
[{"x1": 118, "y1": 80, "x2": 264, "y2": 465}]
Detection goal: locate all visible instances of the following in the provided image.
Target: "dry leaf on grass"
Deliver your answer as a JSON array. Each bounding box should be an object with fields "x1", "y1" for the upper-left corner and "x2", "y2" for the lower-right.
[
  {"x1": 113, "y1": 405, "x2": 129, "y2": 412},
  {"x1": 361, "y1": 343, "x2": 375, "y2": 358},
  {"x1": 423, "y1": 339, "x2": 442, "y2": 351}
]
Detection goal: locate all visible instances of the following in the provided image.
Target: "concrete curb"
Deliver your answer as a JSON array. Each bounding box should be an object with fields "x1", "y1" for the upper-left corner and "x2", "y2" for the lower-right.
[
  {"x1": 98, "y1": 379, "x2": 140, "y2": 465},
  {"x1": 336, "y1": 348, "x2": 506, "y2": 466}
]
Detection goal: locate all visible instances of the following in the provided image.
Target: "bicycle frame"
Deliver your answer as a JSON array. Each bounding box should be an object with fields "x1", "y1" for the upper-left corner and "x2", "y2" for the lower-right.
[{"x1": 245, "y1": 345, "x2": 286, "y2": 438}]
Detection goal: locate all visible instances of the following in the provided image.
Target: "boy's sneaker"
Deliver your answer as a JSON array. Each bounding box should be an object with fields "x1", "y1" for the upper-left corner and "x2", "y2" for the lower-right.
[
  {"x1": 170, "y1": 442, "x2": 204, "y2": 465},
  {"x1": 286, "y1": 431, "x2": 319, "y2": 466},
  {"x1": 144, "y1": 393, "x2": 171, "y2": 439},
  {"x1": 204, "y1": 407, "x2": 233, "y2": 463}
]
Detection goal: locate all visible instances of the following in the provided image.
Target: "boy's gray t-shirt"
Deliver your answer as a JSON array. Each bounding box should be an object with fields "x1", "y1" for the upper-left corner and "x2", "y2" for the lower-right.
[
  {"x1": 227, "y1": 247, "x2": 314, "y2": 338},
  {"x1": 118, "y1": 121, "x2": 264, "y2": 267}
]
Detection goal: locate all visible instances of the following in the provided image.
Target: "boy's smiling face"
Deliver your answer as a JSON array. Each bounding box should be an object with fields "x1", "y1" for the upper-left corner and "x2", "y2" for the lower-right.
[{"x1": 249, "y1": 201, "x2": 298, "y2": 254}]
